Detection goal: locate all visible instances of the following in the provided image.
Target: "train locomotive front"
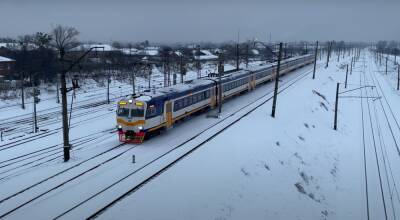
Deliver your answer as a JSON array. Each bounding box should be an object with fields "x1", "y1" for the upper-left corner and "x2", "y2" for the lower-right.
[{"x1": 116, "y1": 97, "x2": 147, "y2": 143}]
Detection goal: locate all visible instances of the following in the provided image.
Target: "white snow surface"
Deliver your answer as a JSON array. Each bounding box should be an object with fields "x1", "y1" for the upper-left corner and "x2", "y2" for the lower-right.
[{"x1": 1, "y1": 51, "x2": 399, "y2": 220}]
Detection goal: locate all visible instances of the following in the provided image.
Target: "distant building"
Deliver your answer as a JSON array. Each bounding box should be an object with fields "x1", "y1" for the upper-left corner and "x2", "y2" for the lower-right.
[
  {"x1": 0, "y1": 56, "x2": 15, "y2": 77},
  {"x1": 121, "y1": 46, "x2": 160, "y2": 57},
  {"x1": 72, "y1": 43, "x2": 116, "y2": 52},
  {"x1": 193, "y1": 50, "x2": 218, "y2": 61}
]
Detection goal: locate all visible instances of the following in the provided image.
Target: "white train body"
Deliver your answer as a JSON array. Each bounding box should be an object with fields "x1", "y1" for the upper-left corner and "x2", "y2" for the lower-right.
[{"x1": 116, "y1": 55, "x2": 314, "y2": 143}]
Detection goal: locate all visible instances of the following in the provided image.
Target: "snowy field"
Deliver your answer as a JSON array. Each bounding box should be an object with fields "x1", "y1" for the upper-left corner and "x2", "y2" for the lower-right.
[{"x1": 1, "y1": 51, "x2": 399, "y2": 220}]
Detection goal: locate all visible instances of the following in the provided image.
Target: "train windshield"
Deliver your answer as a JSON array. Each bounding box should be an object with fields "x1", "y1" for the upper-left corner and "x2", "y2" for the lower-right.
[
  {"x1": 117, "y1": 108, "x2": 129, "y2": 117},
  {"x1": 130, "y1": 108, "x2": 145, "y2": 117}
]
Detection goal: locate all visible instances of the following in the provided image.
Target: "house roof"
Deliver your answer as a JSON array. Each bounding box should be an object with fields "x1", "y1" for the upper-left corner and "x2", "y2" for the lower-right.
[
  {"x1": 72, "y1": 44, "x2": 116, "y2": 52},
  {"x1": 193, "y1": 49, "x2": 218, "y2": 60},
  {"x1": 0, "y1": 56, "x2": 15, "y2": 62}
]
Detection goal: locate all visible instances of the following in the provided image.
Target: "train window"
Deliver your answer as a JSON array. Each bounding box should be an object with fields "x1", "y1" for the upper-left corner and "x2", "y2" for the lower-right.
[
  {"x1": 179, "y1": 99, "x2": 183, "y2": 108},
  {"x1": 183, "y1": 98, "x2": 188, "y2": 107},
  {"x1": 193, "y1": 94, "x2": 198, "y2": 103},
  {"x1": 174, "y1": 99, "x2": 184, "y2": 111},
  {"x1": 117, "y1": 108, "x2": 129, "y2": 117},
  {"x1": 205, "y1": 90, "x2": 210, "y2": 98},
  {"x1": 131, "y1": 108, "x2": 144, "y2": 117},
  {"x1": 189, "y1": 96, "x2": 194, "y2": 105},
  {"x1": 147, "y1": 105, "x2": 157, "y2": 117},
  {"x1": 185, "y1": 97, "x2": 191, "y2": 106},
  {"x1": 174, "y1": 101, "x2": 179, "y2": 111}
]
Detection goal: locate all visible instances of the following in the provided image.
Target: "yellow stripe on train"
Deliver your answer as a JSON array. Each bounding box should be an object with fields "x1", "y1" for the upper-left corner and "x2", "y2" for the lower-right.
[{"x1": 117, "y1": 118, "x2": 145, "y2": 126}]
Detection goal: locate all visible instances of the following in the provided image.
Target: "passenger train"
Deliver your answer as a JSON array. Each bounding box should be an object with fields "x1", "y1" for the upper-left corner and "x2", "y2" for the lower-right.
[{"x1": 116, "y1": 54, "x2": 314, "y2": 143}]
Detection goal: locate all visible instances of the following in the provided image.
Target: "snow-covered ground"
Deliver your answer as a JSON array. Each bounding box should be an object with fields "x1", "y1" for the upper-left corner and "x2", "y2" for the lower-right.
[{"x1": 1, "y1": 51, "x2": 399, "y2": 220}]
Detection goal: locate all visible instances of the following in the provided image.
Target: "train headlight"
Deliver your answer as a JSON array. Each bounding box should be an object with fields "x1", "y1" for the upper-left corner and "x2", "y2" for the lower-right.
[
  {"x1": 118, "y1": 125, "x2": 122, "y2": 130},
  {"x1": 138, "y1": 126, "x2": 143, "y2": 130},
  {"x1": 128, "y1": 99, "x2": 133, "y2": 103}
]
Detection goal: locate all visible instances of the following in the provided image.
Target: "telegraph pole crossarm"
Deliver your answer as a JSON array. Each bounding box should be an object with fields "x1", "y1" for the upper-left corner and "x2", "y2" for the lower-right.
[
  {"x1": 334, "y1": 84, "x2": 376, "y2": 130},
  {"x1": 62, "y1": 46, "x2": 105, "y2": 73}
]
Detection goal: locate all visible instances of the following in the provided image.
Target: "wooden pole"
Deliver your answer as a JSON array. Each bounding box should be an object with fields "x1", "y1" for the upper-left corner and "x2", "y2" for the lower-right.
[
  {"x1": 345, "y1": 65, "x2": 349, "y2": 88},
  {"x1": 312, "y1": 41, "x2": 318, "y2": 79},
  {"x1": 334, "y1": 83, "x2": 339, "y2": 130},
  {"x1": 271, "y1": 43, "x2": 283, "y2": 118},
  {"x1": 397, "y1": 65, "x2": 399, "y2": 91}
]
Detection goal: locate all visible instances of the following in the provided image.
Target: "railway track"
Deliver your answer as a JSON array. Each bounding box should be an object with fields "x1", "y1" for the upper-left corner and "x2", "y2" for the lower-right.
[
  {"x1": 359, "y1": 53, "x2": 400, "y2": 220},
  {"x1": 0, "y1": 63, "x2": 316, "y2": 219},
  {"x1": 0, "y1": 142, "x2": 136, "y2": 219},
  {"x1": 0, "y1": 128, "x2": 116, "y2": 181},
  {"x1": 0, "y1": 82, "x2": 135, "y2": 112},
  {"x1": 362, "y1": 56, "x2": 388, "y2": 220},
  {"x1": 0, "y1": 110, "x2": 115, "y2": 152},
  {"x1": 51, "y1": 64, "x2": 319, "y2": 220},
  {"x1": 0, "y1": 99, "x2": 114, "y2": 138}
]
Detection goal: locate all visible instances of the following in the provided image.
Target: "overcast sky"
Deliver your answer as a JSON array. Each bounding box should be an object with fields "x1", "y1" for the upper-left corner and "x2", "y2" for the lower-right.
[{"x1": 0, "y1": 0, "x2": 399, "y2": 43}]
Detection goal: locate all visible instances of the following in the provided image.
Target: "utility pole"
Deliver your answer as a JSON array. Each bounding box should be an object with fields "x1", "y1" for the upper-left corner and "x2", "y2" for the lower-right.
[
  {"x1": 334, "y1": 83, "x2": 340, "y2": 130},
  {"x1": 305, "y1": 43, "x2": 308, "y2": 54},
  {"x1": 167, "y1": 52, "x2": 171, "y2": 86},
  {"x1": 342, "y1": 45, "x2": 345, "y2": 59},
  {"x1": 245, "y1": 44, "x2": 249, "y2": 68},
  {"x1": 173, "y1": 69, "x2": 177, "y2": 85},
  {"x1": 325, "y1": 41, "x2": 331, "y2": 68},
  {"x1": 271, "y1": 42, "x2": 283, "y2": 118},
  {"x1": 56, "y1": 74, "x2": 60, "y2": 104},
  {"x1": 350, "y1": 57, "x2": 353, "y2": 75},
  {"x1": 132, "y1": 70, "x2": 136, "y2": 94},
  {"x1": 345, "y1": 64, "x2": 349, "y2": 88},
  {"x1": 60, "y1": 53, "x2": 70, "y2": 162},
  {"x1": 236, "y1": 43, "x2": 240, "y2": 70},
  {"x1": 218, "y1": 52, "x2": 224, "y2": 114},
  {"x1": 105, "y1": 49, "x2": 110, "y2": 103},
  {"x1": 284, "y1": 43, "x2": 287, "y2": 59},
  {"x1": 180, "y1": 55, "x2": 185, "y2": 83},
  {"x1": 397, "y1": 65, "x2": 399, "y2": 90},
  {"x1": 148, "y1": 65, "x2": 152, "y2": 90},
  {"x1": 385, "y1": 57, "x2": 388, "y2": 75},
  {"x1": 312, "y1": 41, "x2": 318, "y2": 79},
  {"x1": 33, "y1": 87, "x2": 39, "y2": 133},
  {"x1": 59, "y1": 46, "x2": 102, "y2": 162},
  {"x1": 196, "y1": 45, "x2": 201, "y2": 78},
  {"x1": 21, "y1": 72, "x2": 25, "y2": 109},
  {"x1": 172, "y1": 54, "x2": 177, "y2": 85},
  {"x1": 107, "y1": 66, "x2": 110, "y2": 103}
]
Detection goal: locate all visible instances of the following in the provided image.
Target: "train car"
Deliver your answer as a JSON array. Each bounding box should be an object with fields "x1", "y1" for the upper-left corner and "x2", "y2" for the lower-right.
[{"x1": 116, "y1": 54, "x2": 314, "y2": 143}]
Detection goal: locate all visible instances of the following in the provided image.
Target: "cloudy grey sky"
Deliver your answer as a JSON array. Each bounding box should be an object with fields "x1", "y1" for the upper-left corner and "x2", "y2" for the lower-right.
[{"x1": 0, "y1": 0, "x2": 399, "y2": 43}]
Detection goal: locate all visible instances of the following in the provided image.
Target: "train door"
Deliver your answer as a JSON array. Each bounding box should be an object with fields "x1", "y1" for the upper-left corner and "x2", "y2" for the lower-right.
[
  {"x1": 210, "y1": 86, "x2": 217, "y2": 108},
  {"x1": 165, "y1": 101, "x2": 173, "y2": 129},
  {"x1": 251, "y1": 75, "x2": 256, "y2": 90}
]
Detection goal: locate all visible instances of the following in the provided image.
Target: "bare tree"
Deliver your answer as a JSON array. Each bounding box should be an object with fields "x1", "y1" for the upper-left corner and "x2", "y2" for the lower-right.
[
  {"x1": 51, "y1": 25, "x2": 79, "y2": 58},
  {"x1": 17, "y1": 34, "x2": 34, "y2": 109}
]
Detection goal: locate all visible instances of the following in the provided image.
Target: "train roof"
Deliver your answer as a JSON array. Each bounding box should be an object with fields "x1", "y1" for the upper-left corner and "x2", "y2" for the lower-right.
[{"x1": 121, "y1": 54, "x2": 313, "y2": 104}]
